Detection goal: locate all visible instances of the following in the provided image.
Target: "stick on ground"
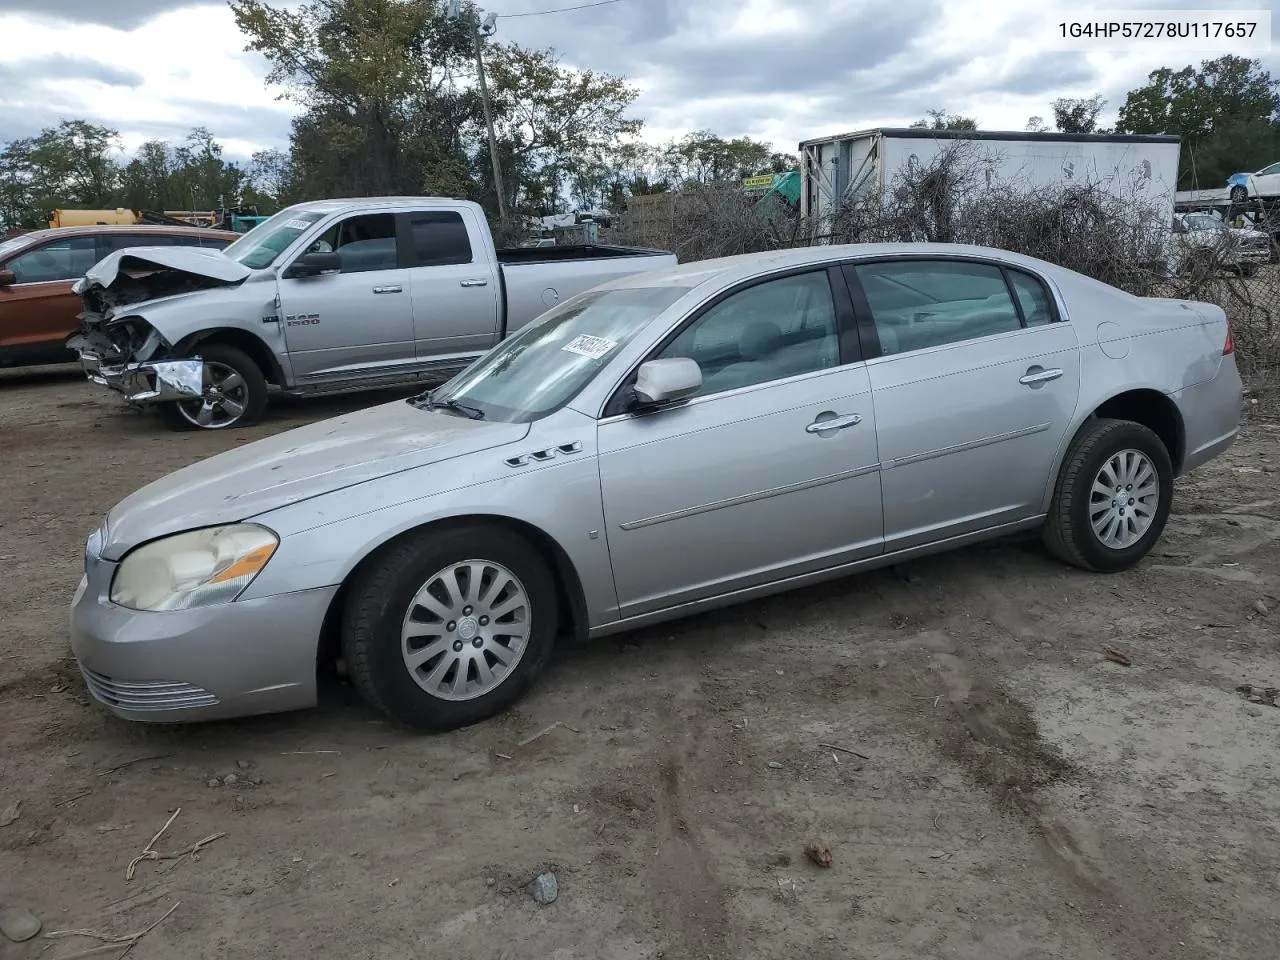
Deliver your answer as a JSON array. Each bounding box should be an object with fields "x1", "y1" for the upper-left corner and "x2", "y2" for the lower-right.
[{"x1": 818, "y1": 742, "x2": 871, "y2": 761}]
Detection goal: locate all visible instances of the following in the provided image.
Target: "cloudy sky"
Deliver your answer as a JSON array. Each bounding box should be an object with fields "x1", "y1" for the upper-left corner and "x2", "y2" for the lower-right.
[{"x1": 0, "y1": 0, "x2": 1276, "y2": 163}]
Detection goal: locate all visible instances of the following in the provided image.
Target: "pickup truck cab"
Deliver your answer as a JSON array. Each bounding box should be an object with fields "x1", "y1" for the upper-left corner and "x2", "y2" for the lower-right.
[{"x1": 70, "y1": 197, "x2": 676, "y2": 430}]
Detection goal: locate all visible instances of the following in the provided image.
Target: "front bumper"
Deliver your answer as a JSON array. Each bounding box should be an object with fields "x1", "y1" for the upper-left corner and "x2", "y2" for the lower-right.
[
  {"x1": 70, "y1": 544, "x2": 337, "y2": 722},
  {"x1": 76, "y1": 350, "x2": 205, "y2": 405}
]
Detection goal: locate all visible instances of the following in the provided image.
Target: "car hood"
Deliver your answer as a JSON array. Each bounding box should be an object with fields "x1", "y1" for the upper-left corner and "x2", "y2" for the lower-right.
[
  {"x1": 75, "y1": 245, "x2": 251, "y2": 293},
  {"x1": 99, "y1": 400, "x2": 530, "y2": 561}
]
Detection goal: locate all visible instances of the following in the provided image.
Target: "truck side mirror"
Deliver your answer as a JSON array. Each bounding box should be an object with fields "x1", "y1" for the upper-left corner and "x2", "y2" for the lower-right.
[
  {"x1": 285, "y1": 251, "x2": 341, "y2": 279},
  {"x1": 0, "y1": 269, "x2": 15, "y2": 287}
]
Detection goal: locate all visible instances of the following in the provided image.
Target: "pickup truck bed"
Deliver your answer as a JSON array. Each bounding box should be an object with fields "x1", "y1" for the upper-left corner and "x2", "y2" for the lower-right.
[{"x1": 496, "y1": 244, "x2": 673, "y2": 335}]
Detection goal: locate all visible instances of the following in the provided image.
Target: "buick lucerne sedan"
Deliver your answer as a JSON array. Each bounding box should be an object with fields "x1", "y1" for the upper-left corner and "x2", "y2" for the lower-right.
[{"x1": 71, "y1": 243, "x2": 1242, "y2": 730}]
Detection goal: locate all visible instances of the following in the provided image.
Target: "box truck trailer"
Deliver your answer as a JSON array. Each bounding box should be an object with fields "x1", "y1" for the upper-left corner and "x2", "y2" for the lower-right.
[{"x1": 799, "y1": 128, "x2": 1181, "y2": 225}]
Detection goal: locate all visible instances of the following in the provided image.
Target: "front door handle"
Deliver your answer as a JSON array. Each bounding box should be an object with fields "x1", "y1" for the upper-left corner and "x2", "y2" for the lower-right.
[
  {"x1": 806, "y1": 413, "x2": 862, "y2": 434},
  {"x1": 373, "y1": 285, "x2": 403, "y2": 295},
  {"x1": 1019, "y1": 366, "x2": 1063, "y2": 386},
  {"x1": 460, "y1": 278, "x2": 489, "y2": 288}
]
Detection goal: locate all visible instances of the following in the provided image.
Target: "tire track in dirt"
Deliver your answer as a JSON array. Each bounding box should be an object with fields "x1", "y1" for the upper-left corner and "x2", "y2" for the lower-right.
[
  {"x1": 923, "y1": 636, "x2": 1221, "y2": 959},
  {"x1": 646, "y1": 652, "x2": 734, "y2": 960}
]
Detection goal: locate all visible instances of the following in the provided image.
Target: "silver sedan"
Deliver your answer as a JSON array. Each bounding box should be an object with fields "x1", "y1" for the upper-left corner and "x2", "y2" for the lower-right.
[{"x1": 71, "y1": 244, "x2": 1242, "y2": 729}]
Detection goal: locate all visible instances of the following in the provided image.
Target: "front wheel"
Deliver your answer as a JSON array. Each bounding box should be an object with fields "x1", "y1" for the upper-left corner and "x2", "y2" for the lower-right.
[
  {"x1": 1042, "y1": 418, "x2": 1173, "y2": 572},
  {"x1": 159, "y1": 343, "x2": 268, "y2": 431},
  {"x1": 1230, "y1": 185, "x2": 1249, "y2": 204},
  {"x1": 341, "y1": 525, "x2": 559, "y2": 730}
]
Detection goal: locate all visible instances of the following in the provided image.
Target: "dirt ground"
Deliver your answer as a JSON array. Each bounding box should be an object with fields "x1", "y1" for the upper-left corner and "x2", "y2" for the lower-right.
[{"x1": 1, "y1": 364, "x2": 1277, "y2": 960}]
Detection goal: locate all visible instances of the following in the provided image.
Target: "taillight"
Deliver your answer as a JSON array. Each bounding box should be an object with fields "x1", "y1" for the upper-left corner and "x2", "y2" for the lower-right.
[{"x1": 1223, "y1": 321, "x2": 1234, "y2": 355}]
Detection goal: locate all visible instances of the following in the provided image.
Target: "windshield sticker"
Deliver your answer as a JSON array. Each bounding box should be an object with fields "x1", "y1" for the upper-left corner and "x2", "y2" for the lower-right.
[
  {"x1": 561, "y1": 334, "x2": 618, "y2": 360},
  {"x1": 282, "y1": 219, "x2": 313, "y2": 230}
]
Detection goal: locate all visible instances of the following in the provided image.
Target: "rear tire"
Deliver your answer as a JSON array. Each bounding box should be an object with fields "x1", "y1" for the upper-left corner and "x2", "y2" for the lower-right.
[
  {"x1": 159, "y1": 343, "x2": 268, "y2": 431},
  {"x1": 341, "y1": 525, "x2": 559, "y2": 731},
  {"x1": 1042, "y1": 418, "x2": 1173, "y2": 573}
]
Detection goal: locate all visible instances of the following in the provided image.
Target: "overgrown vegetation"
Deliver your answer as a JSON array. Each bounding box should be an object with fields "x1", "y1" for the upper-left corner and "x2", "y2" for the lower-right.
[{"x1": 619, "y1": 144, "x2": 1278, "y2": 376}]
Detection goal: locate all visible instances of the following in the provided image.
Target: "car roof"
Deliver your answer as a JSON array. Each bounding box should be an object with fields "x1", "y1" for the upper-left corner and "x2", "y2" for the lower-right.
[
  {"x1": 10, "y1": 224, "x2": 239, "y2": 243},
  {"x1": 597, "y1": 242, "x2": 1076, "y2": 295}
]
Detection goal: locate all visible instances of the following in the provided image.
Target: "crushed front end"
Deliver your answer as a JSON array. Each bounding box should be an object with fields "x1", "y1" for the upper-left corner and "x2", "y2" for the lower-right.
[
  {"x1": 68, "y1": 249, "x2": 246, "y2": 406},
  {"x1": 69, "y1": 314, "x2": 207, "y2": 405}
]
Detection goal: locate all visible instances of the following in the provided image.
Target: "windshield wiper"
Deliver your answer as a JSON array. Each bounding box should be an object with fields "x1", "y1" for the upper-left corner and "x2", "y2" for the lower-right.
[{"x1": 410, "y1": 389, "x2": 485, "y2": 420}]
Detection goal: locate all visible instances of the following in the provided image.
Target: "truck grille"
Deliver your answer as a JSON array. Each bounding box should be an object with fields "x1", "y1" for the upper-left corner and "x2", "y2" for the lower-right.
[{"x1": 81, "y1": 668, "x2": 218, "y2": 711}]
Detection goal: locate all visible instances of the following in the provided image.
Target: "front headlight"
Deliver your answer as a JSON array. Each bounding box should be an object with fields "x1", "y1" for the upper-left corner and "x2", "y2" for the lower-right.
[{"x1": 110, "y1": 524, "x2": 279, "y2": 612}]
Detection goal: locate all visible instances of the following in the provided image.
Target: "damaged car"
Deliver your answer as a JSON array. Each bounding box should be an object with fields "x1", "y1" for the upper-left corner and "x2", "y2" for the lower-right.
[{"x1": 69, "y1": 197, "x2": 676, "y2": 431}]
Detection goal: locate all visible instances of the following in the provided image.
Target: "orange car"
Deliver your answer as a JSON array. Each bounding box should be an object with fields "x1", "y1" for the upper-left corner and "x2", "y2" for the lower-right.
[{"x1": 0, "y1": 224, "x2": 239, "y2": 368}]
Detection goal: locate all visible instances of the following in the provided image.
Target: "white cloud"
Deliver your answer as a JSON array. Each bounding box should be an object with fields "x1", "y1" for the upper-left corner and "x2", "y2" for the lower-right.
[{"x1": 0, "y1": 0, "x2": 1276, "y2": 160}]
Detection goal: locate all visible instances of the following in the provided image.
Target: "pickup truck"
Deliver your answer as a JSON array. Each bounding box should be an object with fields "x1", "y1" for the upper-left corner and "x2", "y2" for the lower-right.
[{"x1": 68, "y1": 197, "x2": 676, "y2": 430}]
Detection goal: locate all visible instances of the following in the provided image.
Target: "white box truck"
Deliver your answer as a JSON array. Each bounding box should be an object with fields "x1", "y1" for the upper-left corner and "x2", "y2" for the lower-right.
[{"x1": 799, "y1": 128, "x2": 1182, "y2": 225}]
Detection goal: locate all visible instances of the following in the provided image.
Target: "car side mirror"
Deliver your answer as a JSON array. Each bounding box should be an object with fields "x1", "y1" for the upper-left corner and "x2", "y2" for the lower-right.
[
  {"x1": 0, "y1": 269, "x2": 15, "y2": 287},
  {"x1": 632, "y1": 358, "x2": 702, "y2": 407},
  {"x1": 285, "y1": 251, "x2": 341, "y2": 279}
]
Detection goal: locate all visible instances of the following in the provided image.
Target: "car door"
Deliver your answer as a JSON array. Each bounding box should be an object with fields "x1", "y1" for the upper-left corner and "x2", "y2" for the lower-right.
[
  {"x1": 1253, "y1": 162, "x2": 1280, "y2": 197},
  {"x1": 596, "y1": 268, "x2": 884, "y2": 620},
  {"x1": 844, "y1": 257, "x2": 1081, "y2": 553},
  {"x1": 0, "y1": 234, "x2": 99, "y2": 355},
  {"x1": 275, "y1": 209, "x2": 415, "y2": 382},
  {"x1": 400, "y1": 209, "x2": 501, "y2": 367}
]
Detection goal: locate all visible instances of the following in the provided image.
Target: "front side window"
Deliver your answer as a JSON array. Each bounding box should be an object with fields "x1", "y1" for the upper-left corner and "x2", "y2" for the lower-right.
[
  {"x1": 852, "y1": 260, "x2": 1021, "y2": 356},
  {"x1": 428, "y1": 284, "x2": 692, "y2": 422},
  {"x1": 105, "y1": 234, "x2": 197, "y2": 254},
  {"x1": 1255, "y1": 162, "x2": 1280, "y2": 176},
  {"x1": 224, "y1": 208, "x2": 326, "y2": 269},
  {"x1": 307, "y1": 213, "x2": 398, "y2": 274},
  {"x1": 656, "y1": 270, "x2": 840, "y2": 397},
  {"x1": 406, "y1": 211, "x2": 473, "y2": 266},
  {"x1": 6, "y1": 236, "x2": 98, "y2": 283}
]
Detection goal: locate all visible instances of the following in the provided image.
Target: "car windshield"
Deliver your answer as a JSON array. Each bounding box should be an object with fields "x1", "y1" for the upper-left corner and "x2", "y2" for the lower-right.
[
  {"x1": 223, "y1": 209, "x2": 327, "y2": 269},
  {"x1": 426, "y1": 284, "x2": 692, "y2": 422},
  {"x1": 1185, "y1": 215, "x2": 1221, "y2": 231}
]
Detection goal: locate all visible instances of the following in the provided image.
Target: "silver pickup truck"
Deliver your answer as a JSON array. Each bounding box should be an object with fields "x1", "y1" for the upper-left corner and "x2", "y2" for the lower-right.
[{"x1": 68, "y1": 197, "x2": 676, "y2": 430}]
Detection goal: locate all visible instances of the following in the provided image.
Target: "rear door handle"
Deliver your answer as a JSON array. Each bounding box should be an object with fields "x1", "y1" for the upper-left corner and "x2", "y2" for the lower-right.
[
  {"x1": 373, "y1": 285, "x2": 403, "y2": 295},
  {"x1": 1019, "y1": 366, "x2": 1063, "y2": 386},
  {"x1": 460, "y1": 278, "x2": 489, "y2": 288},
  {"x1": 806, "y1": 413, "x2": 862, "y2": 434}
]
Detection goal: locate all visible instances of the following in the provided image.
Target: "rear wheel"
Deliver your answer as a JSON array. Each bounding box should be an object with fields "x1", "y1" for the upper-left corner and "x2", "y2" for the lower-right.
[
  {"x1": 159, "y1": 343, "x2": 268, "y2": 431},
  {"x1": 341, "y1": 525, "x2": 558, "y2": 730},
  {"x1": 1043, "y1": 418, "x2": 1173, "y2": 572}
]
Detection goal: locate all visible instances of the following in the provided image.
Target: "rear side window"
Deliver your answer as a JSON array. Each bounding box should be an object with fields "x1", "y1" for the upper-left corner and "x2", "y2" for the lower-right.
[
  {"x1": 200, "y1": 236, "x2": 233, "y2": 250},
  {"x1": 1007, "y1": 270, "x2": 1054, "y2": 327},
  {"x1": 406, "y1": 212, "x2": 473, "y2": 266},
  {"x1": 851, "y1": 260, "x2": 1022, "y2": 356},
  {"x1": 7, "y1": 236, "x2": 98, "y2": 283}
]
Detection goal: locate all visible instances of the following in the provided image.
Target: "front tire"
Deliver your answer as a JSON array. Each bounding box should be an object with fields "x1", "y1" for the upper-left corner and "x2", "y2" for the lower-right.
[
  {"x1": 159, "y1": 343, "x2": 268, "y2": 431},
  {"x1": 341, "y1": 525, "x2": 559, "y2": 730},
  {"x1": 1043, "y1": 418, "x2": 1173, "y2": 573},
  {"x1": 1230, "y1": 185, "x2": 1249, "y2": 204}
]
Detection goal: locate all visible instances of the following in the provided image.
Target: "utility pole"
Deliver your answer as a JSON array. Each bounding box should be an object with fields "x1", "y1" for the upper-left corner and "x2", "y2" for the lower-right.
[{"x1": 449, "y1": 1, "x2": 508, "y2": 225}]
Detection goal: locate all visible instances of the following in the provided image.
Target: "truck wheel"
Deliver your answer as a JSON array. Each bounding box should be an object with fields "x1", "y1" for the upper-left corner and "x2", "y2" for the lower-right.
[
  {"x1": 159, "y1": 343, "x2": 268, "y2": 431},
  {"x1": 341, "y1": 524, "x2": 559, "y2": 731},
  {"x1": 1042, "y1": 418, "x2": 1173, "y2": 573}
]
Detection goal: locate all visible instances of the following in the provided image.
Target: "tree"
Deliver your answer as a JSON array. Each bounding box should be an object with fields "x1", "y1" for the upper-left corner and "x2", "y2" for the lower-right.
[
  {"x1": 1052, "y1": 94, "x2": 1106, "y2": 133},
  {"x1": 1116, "y1": 56, "x2": 1279, "y2": 186},
  {"x1": 484, "y1": 44, "x2": 641, "y2": 215},
  {"x1": 909, "y1": 109, "x2": 979, "y2": 131},
  {"x1": 231, "y1": 0, "x2": 478, "y2": 201},
  {"x1": 1025, "y1": 116, "x2": 1049, "y2": 133},
  {"x1": 657, "y1": 130, "x2": 780, "y2": 186}
]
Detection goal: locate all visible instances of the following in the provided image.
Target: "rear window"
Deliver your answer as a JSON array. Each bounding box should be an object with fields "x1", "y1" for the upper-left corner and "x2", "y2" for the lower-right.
[{"x1": 407, "y1": 211, "x2": 473, "y2": 266}]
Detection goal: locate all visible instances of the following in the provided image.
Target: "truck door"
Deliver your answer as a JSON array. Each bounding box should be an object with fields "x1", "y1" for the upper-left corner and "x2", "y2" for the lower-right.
[
  {"x1": 399, "y1": 209, "x2": 501, "y2": 370},
  {"x1": 275, "y1": 210, "x2": 416, "y2": 382}
]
